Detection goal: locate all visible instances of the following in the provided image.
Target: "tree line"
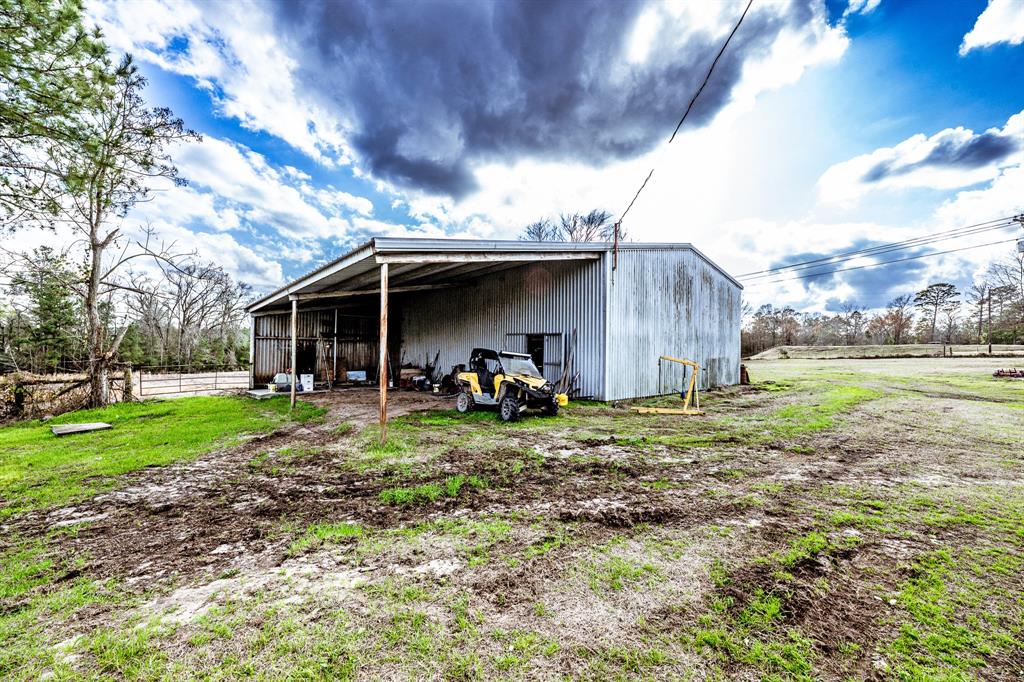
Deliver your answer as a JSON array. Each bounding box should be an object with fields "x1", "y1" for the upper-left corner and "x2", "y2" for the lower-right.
[
  {"x1": 0, "y1": 0, "x2": 248, "y2": 405},
  {"x1": 741, "y1": 246, "x2": 1024, "y2": 356},
  {"x1": 0, "y1": 245, "x2": 251, "y2": 375}
]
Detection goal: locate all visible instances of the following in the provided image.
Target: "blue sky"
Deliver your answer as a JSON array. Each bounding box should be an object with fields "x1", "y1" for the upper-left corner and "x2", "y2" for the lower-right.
[{"x1": 65, "y1": 0, "x2": 1024, "y2": 311}]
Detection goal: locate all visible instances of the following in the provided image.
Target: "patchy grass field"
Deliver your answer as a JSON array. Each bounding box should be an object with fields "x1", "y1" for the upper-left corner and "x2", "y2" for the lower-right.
[
  {"x1": 1, "y1": 358, "x2": 1022, "y2": 680},
  {"x1": 0, "y1": 396, "x2": 325, "y2": 518}
]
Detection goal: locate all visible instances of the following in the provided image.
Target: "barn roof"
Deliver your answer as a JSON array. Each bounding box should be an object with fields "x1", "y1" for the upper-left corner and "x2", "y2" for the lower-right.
[{"x1": 247, "y1": 237, "x2": 740, "y2": 313}]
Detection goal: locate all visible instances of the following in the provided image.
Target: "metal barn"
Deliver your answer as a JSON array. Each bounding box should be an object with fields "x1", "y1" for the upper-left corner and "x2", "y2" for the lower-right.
[{"x1": 246, "y1": 238, "x2": 742, "y2": 408}]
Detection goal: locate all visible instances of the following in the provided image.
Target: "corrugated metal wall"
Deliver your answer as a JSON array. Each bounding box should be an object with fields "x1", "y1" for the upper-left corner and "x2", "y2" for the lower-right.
[
  {"x1": 399, "y1": 260, "x2": 607, "y2": 398},
  {"x1": 605, "y1": 249, "x2": 741, "y2": 400},
  {"x1": 252, "y1": 249, "x2": 739, "y2": 399},
  {"x1": 252, "y1": 310, "x2": 377, "y2": 385}
]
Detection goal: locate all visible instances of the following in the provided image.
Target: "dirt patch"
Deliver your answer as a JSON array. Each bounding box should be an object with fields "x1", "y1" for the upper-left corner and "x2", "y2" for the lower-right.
[{"x1": 5, "y1": 361, "x2": 1024, "y2": 680}]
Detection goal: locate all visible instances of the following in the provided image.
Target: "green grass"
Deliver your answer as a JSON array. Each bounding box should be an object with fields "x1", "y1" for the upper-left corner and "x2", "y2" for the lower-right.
[
  {"x1": 884, "y1": 548, "x2": 1024, "y2": 680},
  {"x1": 0, "y1": 538, "x2": 126, "y2": 678},
  {"x1": 0, "y1": 396, "x2": 325, "y2": 517},
  {"x1": 288, "y1": 521, "x2": 364, "y2": 555},
  {"x1": 764, "y1": 384, "x2": 881, "y2": 438},
  {"x1": 378, "y1": 474, "x2": 488, "y2": 505},
  {"x1": 634, "y1": 379, "x2": 881, "y2": 450},
  {"x1": 585, "y1": 554, "x2": 662, "y2": 592}
]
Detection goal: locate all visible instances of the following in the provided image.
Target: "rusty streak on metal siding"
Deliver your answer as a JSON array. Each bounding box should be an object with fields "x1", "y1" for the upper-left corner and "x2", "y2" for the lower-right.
[
  {"x1": 604, "y1": 248, "x2": 741, "y2": 401},
  {"x1": 399, "y1": 260, "x2": 607, "y2": 399}
]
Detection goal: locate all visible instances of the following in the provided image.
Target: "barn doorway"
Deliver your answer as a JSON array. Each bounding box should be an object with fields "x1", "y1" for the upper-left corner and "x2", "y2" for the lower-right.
[{"x1": 526, "y1": 334, "x2": 545, "y2": 373}]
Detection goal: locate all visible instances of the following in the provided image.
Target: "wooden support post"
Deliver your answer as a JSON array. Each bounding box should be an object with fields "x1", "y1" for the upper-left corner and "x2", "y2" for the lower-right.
[
  {"x1": 290, "y1": 297, "x2": 298, "y2": 410},
  {"x1": 379, "y1": 263, "x2": 389, "y2": 444},
  {"x1": 248, "y1": 315, "x2": 256, "y2": 389}
]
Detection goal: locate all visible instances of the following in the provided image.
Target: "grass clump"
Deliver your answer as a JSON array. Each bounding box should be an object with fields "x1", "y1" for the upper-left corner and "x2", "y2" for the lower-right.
[
  {"x1": 333, "y1": 420, "x2": 356, "y2": 436},
  {"x1": 378, "y1": 475, "x2": 487, "y2": 505},
  {"x1": 0, "y1": 396, "x2": 324, "y2": 517},
  {"x1": 288, "y1": 522, "x2": 364, "y2": 555},
  {"x1": 766, "y1": 384, "x2": 880, "y2": 438},
  {"x1": 586, "y1": 555, "x2": 662, "y2": 592}
]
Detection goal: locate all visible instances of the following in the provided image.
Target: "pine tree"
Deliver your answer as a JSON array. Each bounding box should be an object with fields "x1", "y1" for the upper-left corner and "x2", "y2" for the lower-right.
[
  {"x1": 914, "y1": 283, "x2": 959, "y2": 343},
  {"x1": 0, "y1": 0, "x2": 111, "y2": 228},
  {"x1": 10, "y1": 246, "x2": 81, "y2": 371}
]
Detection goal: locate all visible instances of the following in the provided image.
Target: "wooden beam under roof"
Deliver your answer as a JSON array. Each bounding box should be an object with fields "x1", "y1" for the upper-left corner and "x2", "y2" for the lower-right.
[
  {"x1": 375, "y1": 252, "x2": 600, "y2": 264},
  {"x1": 392, "y1": 260, "x2": 505, "y2": 286},
  {"x1": 289, "y1": 283, "x2": 456, "y2": 301},
  {"x1": 386, "y1": 261, "x2": 468, "y2": 286},
  {"x1": 329, "y1": 261, "x2": 420, "y2": 291}
]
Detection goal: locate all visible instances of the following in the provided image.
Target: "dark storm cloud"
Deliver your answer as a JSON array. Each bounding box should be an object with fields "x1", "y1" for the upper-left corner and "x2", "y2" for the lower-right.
[
  {"x1": 768, "y1": 239, "x2": 929, "y2": 309},
  {"x1": 270, "y1": 0, "x2": 817, "y2": 197},
  {"x1": 862, "y1": 130, "x2": 1020, "y2": 183}
]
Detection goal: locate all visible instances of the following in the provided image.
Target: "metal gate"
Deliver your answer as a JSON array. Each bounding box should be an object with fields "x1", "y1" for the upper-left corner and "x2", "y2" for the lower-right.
[{"x1": 137, "y1": 365, "x2": 250, "y2": 398}]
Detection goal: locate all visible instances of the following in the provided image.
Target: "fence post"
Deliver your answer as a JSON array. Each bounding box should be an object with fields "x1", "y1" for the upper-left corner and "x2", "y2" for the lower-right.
[
  {"x1": 12, "y1": 372, "x2": 25, "y2": 418},
  {"x1": 214, "y1": 368, "x2": 218, "y2": 391},
  {"x1": 123, "y1": 365, "x2": 134, "y2": 402}
]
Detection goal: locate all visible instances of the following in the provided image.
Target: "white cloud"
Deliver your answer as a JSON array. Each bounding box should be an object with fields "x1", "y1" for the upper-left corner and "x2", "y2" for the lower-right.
[
  {"x1": 738, "y1": 160, "x2": 1024, "y2": 311},
  {"x1": 81, "y1": 0, "x2": 858, "y2": 301},
  {"x1": 933, "y1": 164, "x2": 1024, "y2": 228},
  {"x1": 124, "y1": 135, "x2": 385, "y2": 287},
  {"x1": 166, "y1": 136, "x2": 354, "y2": 241},
  {"x1": 817, "y1": 110, "x2": 1024, "y2": 205},
  {"x1": 960, "y1": 0, "x2": 1024, "y2": 55},
  {"x1": 134, "y1": 223, "x2": 286, "y2": 288},
  {"x1": 843, "y1": 0, "x2": 881, "y2": 19},
  {"x1": 87, "y1": 0, "x2": 354, "y2": 166}
]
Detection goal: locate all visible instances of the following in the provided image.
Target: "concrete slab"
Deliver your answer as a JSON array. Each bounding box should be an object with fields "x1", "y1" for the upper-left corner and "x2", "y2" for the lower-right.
[
  {"x1": 52, "y1": 423, "x2": 112, "y2": 436},
  {"x1": 246, "y1": 389, "x2": 280, "y2": 400}
]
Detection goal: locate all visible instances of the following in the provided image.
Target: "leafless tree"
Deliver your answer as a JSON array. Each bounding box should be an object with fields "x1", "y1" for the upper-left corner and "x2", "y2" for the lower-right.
[
  {"x1": 520, "y1": 218, "x2": 556, "y2": 241},
  {"x1": 519, "y1": 209, "x2": 624, "y2": 242},
  {"x1": 987, "y1": 252, "x2": 1024, "y2": 327},
  {"x1": 885, "y1": 294, "x2": 915, "y2": 344}
]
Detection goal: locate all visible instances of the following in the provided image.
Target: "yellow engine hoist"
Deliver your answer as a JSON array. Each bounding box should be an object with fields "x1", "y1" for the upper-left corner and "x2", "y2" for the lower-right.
[{"x1": 632, "y1": 355, "x2": 704, "y2": 415}]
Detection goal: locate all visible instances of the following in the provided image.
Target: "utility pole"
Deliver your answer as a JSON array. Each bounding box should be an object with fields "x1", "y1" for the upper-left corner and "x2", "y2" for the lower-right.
[
  {"x1": 988, "y1": 289, "x2": 992, "y2": 355},
  {"x1": 977, "y1": 288, "x2": 984, "y2": 346}
]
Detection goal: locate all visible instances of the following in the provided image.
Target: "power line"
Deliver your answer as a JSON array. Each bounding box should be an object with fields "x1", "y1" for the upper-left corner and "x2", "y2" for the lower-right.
[
  {"x1": 743, "y1": 237, "x2": 1019, "y2": 287},
  {"x1": 617, "y1": 0, "x2": 754, "y2": 225},
  {"x1": 738, "y1": 216, "x2": 1014, "y2": 278},
  {"x1": 669, "y1": 0, "x2": 754, "y2": 144},
  {"x1": 737, "y1": 215, "x2": 1020, "y2": 279},
  {"x1": 738, "y1": 216, "x2": 1021, "y2": 282}
]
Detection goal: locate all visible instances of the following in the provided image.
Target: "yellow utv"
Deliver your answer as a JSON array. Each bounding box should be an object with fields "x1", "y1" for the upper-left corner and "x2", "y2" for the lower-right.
[{"x1": 455, "y1": 348, "x2": 568, "y2": 421}]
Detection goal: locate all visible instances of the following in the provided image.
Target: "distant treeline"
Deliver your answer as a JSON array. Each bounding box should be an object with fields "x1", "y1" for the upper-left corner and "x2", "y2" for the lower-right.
[{"x1": 742, "y1": 246, "x2": 1024, "y2": 357}]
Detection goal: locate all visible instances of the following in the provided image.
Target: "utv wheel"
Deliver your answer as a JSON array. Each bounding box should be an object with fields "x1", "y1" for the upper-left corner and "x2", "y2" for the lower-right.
[
  {"x1": 542, "y1": 397, "x2": 559, "y2": 416},
  {"x1": 499, "y1": 395, "x2": 521, "y2": 422},
  {"x1": 456, "y1": 391, "x2": 474, "y2": 413}
]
